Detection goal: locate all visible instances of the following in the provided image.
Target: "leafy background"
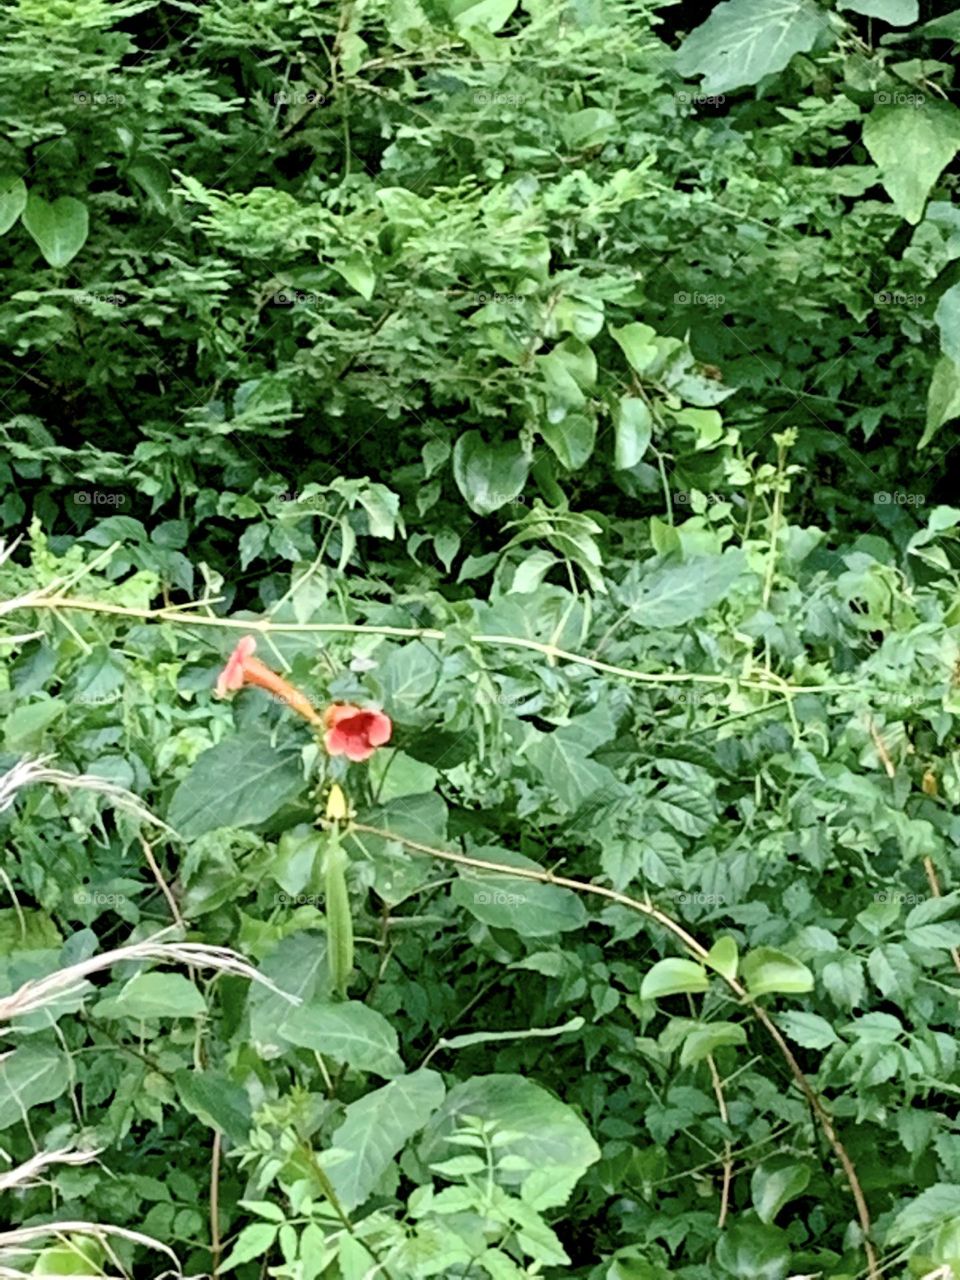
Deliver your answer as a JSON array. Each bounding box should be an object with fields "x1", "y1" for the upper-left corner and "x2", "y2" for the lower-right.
[{"x1": 2, "y1": 0, "x2": 960, "y2": 1277}]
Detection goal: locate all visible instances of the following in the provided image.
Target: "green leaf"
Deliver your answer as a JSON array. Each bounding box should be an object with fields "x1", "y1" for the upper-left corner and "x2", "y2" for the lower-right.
[
  {"x1": 935, "y1": 284, "x2": 960, "y2": 365},
  {"x1": 419, "y1": 1074, "x2": 599, "y2": 1205},
  {"x1": 333, "y1": 251, "x2": 376, "y2": 299},
  {"x1": 280, "y1": 1000, "x2": 404, "y2": 1077},
  {"x1": 0, "y1": 1044, "x2": 70, "y2": 1131},
  {"x1": 525, "y1": 714, "x2": 622, "y2": 812},
  {"x1": 174, "y1": 1069, "x2": 252, "y2": 1145},
  {"x1": 167, "y1": 727, "x2": 305, "y2": 837},
  {"x1": 452, "y1": 846, "x2": 588, "y2": 937},
  {"x1": 776, "y1": 1011, "x2": 839, "y2": 1049},
  {"x1": 248, "y1": 932, "x2": 329, "y2": 1060},
  {"x1": 127, "y1": 157, "x2": 172, "y2": 212},
  {"x1": 539, "y1": 414, "x2": 596, "y2": 471},
  {"x1": 640, "y1": 958, "x2": 710, "y2": 999},
  {"x1": 922, "y1": 356, "x2": 960, "y2": 447},
  {"x1": 448, "y1": 0, "x2": 517, "y2": 33},
  {"x1": 453, "y1": 431, "x2": 531, "y2": 515},
  {"x1": 619, "y1": 552, "x2": 746, "y2": 627},
  {"x1": 376, "y1": 641, "x2": 439, "y2": 725},
  {"x1": 610, "y1": 322, "x2": 658, "y2": 375},
  {"x1": 614, "y1": 397, "x2": 652, "y2": 470},
  {"x1": 94, "y1": 971, "x2": 207, "y2": 1019},
  {"x1": 0, "y1": 908, "x2": 62, "y2": 955},
  {"x1": 368, "y1": 748, "x2": 439, "y2": 801},
  {"x1": 839, "y1": 0, "x2": 918, "y2": 21},
  {"x1": 328, "y1": 1069, "x2": 445, "y2": 1210},
  {"x1": 220, "y1": 1224, "x2": 278, "y2": 1272},
  {"x1": 863, "y1": 101, "x2": 960, "y2": 225},
  {"x1": 751, "y1": 1157, "x2": 811, "y2": 1224},
  {"x1": 675, "y1": 0, "x2": 824, "y2": 96},
  {"x1": 0, "y1": 174, "x2": 27, "y2": 236},
  {"x1": 560, "y1": 107, "x2": 617, "y2": 150},
  {"x1": 741, "y1": 948, "x2": 813, "y2": 997},
  {"x1": 705, "y1": 936, "x2": 739, "y2": 982},
  {"x1": 714, "y1": 1222, "x2": 791, "y2": 1280},
  {"x1": 22, "y1": 194, "x2": 89, "y2": 267},
  {"x1": 678, "y1": 1021, "x2": 747, "y2": 1067}
]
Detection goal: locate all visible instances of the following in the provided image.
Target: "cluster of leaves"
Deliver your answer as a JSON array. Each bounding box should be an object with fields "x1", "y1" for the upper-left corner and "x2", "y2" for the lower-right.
[{"x1": 2, "y1": 0, "x2": 960, "y2": 1278}]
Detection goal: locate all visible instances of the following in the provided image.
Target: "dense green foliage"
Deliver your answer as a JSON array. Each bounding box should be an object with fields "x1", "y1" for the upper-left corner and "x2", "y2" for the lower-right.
[{"x1": 2, "y1": 0, "x2": 960, "y2": 1277}]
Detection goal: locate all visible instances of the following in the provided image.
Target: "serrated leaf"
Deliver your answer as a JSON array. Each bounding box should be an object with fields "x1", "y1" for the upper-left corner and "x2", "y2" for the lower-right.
[
  {"x1": 776, "y1": 1011, "x2": 839, "y2": 1049},
  {"x1": 328, "y1": 1070, "x2": 445, "y2": 1210},
  {"x1": 676, "y1": 0, "x2": 824, "y2": 96},
  {"x1": 280, "y1": 1000, "x2": 404, "y2": 1077},
  {"x1": 167, "y1": 727, "x2": 304, "y2": 837},
  {"x1": 0, "y1": 1044, "x2": 69, "y2": 1131}
]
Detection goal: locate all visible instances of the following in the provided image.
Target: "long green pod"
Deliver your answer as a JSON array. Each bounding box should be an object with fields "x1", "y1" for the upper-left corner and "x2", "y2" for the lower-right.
[{"x1": 324, "y1": 829, "x2": 354, "y2": 995}]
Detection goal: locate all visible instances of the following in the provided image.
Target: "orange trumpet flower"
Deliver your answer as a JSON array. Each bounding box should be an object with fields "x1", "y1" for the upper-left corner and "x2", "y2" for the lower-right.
[{"x1": 215, "y1": 635, "x2": 323, "y2": 727}]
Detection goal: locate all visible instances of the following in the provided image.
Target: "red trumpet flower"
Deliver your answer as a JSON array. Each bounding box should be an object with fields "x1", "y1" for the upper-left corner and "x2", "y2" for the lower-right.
[{"x1": 323, "y1": 703, "x2": 392, "y2": 762}]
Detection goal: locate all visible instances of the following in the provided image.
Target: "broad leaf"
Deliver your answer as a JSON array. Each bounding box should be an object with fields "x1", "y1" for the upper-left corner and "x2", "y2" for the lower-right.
[
  {"x1": 328, "y1": 1069, "x2": 445, "y2": 1210},
  {"x1": 453, "y1": 431, "x2": 530, "y2": 515},
  {"x1": 22, "y1": 194, "x2": 89, "y2": 267},
  {"x1": 281, "y1": 1000, "x2": 404, "y2": 1077},
  {"x1": 167, "y1": 727, "x2": 304, "y2": 836},
  {"x1": 676, "y1": 0, "x2": 824, "y2": 96},
  {"x1": 863, "y1": 101, "x2": 960, "y2": 224}
]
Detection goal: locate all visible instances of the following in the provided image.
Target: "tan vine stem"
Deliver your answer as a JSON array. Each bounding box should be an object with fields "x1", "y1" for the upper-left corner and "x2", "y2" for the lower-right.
[
  {"x1": 12, "y1": 595, "x2": 856, "y2": 696},
  {"x1": 350, "y1": 823, "x2": 880, "y2": 1280}
]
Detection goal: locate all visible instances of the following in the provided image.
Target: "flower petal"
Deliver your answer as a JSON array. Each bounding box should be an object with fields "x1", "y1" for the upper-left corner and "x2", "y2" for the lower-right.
[{"x1": 365, "y1": 711, "x2": 392, "y2": 747}]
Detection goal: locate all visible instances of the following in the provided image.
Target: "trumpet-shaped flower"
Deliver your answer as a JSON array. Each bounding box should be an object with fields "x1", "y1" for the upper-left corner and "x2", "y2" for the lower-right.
[
  {"x1": 215, "y1": 636, "x2": 322, "y2": 726},
  {"x1": 323, "y1": 703, "x2": 392, "y2": 762}
]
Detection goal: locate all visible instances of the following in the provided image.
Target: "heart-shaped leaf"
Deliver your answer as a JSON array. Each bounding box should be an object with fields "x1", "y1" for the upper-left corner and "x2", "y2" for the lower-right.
[
  {"x1": 22, "y1": 194, "x2": 89, "y2": 267},
  {"x1": 453, "y1": 430, "x2": 530, "y2": 515}
]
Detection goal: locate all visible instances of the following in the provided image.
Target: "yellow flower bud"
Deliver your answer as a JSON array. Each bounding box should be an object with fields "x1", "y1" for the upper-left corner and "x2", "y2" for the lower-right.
[{"x1": 325, "y1": 783, "x2": 349, "y2": 822}]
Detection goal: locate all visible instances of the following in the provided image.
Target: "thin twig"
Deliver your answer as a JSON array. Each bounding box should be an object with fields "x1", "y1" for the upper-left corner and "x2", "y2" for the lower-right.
[
  {"x1": 141, "y1": 837, "x2": 185, "y2": 929},
  {"x1": 210, "y1": 1132, "x2": 222, "y2": 1280}
]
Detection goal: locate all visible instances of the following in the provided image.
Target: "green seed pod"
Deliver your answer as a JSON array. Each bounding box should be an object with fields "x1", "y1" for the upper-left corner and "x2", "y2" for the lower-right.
[{"x1": 324, "y1": 834, "x2": 354, "y2": 995}]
